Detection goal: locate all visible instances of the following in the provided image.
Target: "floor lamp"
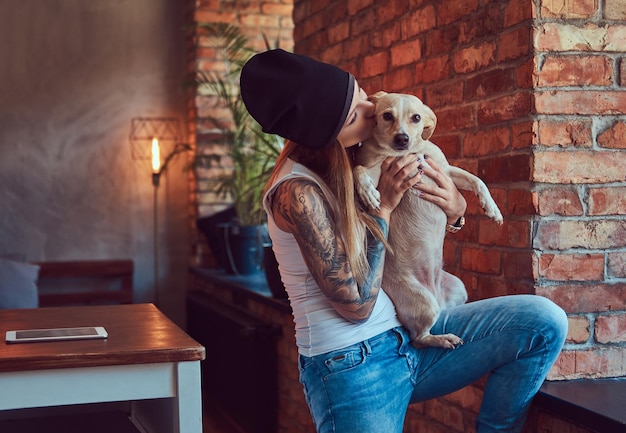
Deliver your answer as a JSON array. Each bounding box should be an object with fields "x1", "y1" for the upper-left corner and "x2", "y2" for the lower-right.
[{"x1": 129, "y1": 118, "x2": 189, "y2": 307}]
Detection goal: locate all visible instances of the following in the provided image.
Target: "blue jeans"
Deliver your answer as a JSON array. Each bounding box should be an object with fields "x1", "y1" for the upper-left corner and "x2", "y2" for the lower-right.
[{"x1": 298, "y1": 295, "x2": 568, "y2": 433}]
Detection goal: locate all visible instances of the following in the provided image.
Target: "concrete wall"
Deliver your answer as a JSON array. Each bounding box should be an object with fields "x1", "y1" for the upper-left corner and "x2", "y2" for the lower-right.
[{"x1": 0, "y1": 0, "x2": 191, "y2": 324}]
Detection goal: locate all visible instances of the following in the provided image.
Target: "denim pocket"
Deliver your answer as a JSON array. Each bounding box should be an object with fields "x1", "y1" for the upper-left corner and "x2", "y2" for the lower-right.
[{"x1": 322, "y1": 345, "x2": 366, "y2": 375}]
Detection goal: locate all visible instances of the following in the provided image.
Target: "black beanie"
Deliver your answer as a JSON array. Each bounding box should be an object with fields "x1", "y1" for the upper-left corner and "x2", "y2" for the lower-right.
[{"x1": 240, "y1": 49, "x2": 355, "y2": 150}]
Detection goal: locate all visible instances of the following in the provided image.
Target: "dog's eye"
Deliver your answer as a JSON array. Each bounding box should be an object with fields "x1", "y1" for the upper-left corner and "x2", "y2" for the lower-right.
[
  {"x1": 382, "y1": 112, "x2": 394, "y2": 122},
  {"x1": 411, "y1": 114, "x2": 422, "y2": 123}
]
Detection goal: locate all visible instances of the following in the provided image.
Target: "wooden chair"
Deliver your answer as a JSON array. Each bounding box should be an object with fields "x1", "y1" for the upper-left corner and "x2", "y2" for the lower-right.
[{"x1": 35, "y1": 260, "x2": 134, "y2": 307}]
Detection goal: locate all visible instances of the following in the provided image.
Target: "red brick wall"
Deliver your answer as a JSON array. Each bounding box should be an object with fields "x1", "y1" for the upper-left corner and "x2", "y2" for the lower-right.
[
  {"x1": 532, "y1": 0, "x2": 626, "y2": 381},
  {"x1": 188, "y1": 1, "x2": 294, "y2": 267},
  {"x1": 187, "y1": 0, "x2": 625, "y2": 432}
]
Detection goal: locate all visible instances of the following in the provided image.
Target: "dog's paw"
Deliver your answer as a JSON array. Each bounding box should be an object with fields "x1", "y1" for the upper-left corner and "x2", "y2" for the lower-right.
[
  {"x1": 412, "y1": 333, "x2": 464, "y2": 350},
  {"x1": 480, "y1": 197, "x2": 504, "y2": 225},
  {"x1": 486, "y1": 204, "x2": 504, "y2": 225},
  {"x1": 354, "y1": 166, "x2": 381, "y2": 210}
]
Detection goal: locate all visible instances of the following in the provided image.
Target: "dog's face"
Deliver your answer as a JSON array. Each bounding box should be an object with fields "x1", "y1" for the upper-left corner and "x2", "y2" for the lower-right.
[{"x1": 367, "y1": 91, "x2": 437, "y2": 155}]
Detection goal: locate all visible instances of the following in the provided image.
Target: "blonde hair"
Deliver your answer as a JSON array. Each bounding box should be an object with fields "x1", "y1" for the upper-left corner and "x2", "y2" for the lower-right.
[{"x1": 264, "y1": 140, "x2": 387, "y2": 285}]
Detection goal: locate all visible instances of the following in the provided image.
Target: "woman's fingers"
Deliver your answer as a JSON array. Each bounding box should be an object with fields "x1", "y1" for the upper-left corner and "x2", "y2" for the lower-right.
[{"x1": 413, "y1": 156, "x2": 466, "y2": 222}]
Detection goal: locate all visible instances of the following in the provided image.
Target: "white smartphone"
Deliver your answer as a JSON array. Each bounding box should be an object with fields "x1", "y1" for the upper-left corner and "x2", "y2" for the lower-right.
[{"x1": 5, "y1": 326, "x2": 108, "y2": 343}]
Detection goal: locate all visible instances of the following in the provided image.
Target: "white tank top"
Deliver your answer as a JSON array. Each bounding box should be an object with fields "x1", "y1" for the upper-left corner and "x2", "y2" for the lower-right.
[{"x1": 263, "y1": 158, "x2": 401, "y2": 357}]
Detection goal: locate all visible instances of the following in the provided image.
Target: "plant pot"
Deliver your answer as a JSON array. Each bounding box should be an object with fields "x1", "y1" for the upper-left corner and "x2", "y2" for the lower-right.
[
  {"x1": 263, "y1": 244, "x2": 287, "y2": 299},
  {"x1": 224, "y1": 224, "x2": 267, "y2": 276}
]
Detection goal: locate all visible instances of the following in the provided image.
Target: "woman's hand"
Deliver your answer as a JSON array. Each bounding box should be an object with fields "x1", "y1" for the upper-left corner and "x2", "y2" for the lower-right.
[
  {"x1": 413, "y1": 157, "x2": 466, "y2": 224},
  {"x1": 373, "y1": 154, "x2": 423, "y2": 220}
]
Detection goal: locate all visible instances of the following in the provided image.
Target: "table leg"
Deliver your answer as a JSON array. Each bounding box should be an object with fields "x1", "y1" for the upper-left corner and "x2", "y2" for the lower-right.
[{"x1": 130, "y1": 361, "x2": 203, "y2": 433}]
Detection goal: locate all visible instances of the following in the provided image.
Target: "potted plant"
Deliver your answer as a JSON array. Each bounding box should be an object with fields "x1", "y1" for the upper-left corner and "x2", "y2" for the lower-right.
[{"x1": 194, "y1": 23, "x2": 283, "y2": 277}]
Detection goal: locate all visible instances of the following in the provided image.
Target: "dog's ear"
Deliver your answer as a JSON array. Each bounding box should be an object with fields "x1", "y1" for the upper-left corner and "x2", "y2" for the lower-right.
[
  {"x1": 421, "y1": 104, "x2": 437, "y2": 140},
  {"x1": 367, "y1": 91, "x2": 387, "y2": 104}
]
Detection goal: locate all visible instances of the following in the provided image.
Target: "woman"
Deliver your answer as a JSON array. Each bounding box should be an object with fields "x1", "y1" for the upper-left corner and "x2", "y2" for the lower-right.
[{"x1": 240, "y1": 49, "x2": 567, "y2": 433}]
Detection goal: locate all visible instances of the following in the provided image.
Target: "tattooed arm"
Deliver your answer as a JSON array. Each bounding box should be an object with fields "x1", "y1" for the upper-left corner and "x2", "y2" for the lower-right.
[
  {"x1": 270, "y1": 154, "x2": 421, "y2": 322},
  {"x1": 272, "y1": 178, "x2": 381, "y2": 322}
]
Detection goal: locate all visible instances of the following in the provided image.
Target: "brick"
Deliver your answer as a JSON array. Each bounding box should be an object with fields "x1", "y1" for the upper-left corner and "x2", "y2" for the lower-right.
[
  {"x1": 503, "y1": 250, "x2": 534, "y2": 279},
  {"x1": 512, "y1": 121, "x2": 535, "y2": 150},
  {"x1": 595, "y1": 314, "x2": 626, "y2": 344},
  {"x1": 588, "y1": 187, "x2": 626, "y2": 215},
  {"x1": 550, "y1": 347, "x2": 626, "y2": 379},
  {"x1": 461, "y1": 246, "x2": 501, "y2": 274},
  {"x1": 434, "y1": 134, "x2": 462, "y2": 159},
  {"x1": 391, "y1": 40, "x2": 422, "y2": 67},
  {"x1": 360, "y1": 51, "x2": 388, "y2": 78},
  {"x1": 464, "y1": 127, "x2": 511, "y2": 157},
  {"x1": 540, "y1": 0, "x2": 599, "y2": 18},
  {"x1": 621, "y1": 58, "x2": 626, "y2": 87},
  {"x1": 371, "y1": 22, "x2": 401, "y2": 50},
  {"x1": 327, "y1": 22, "x2": 350, "y2": 44},
  {"x1": 376, "y1": 0, "x2": 408, "y2": 24},
  {"x1": 597, "y1": 121, "x2": 626, "y2": 149},
  {"x1": 428, "y1": 103, "x2": 475, "y2": 131},
  {"x1": 504, "y1": 0, "x2": 534, "y2": 26},
  {"x1": 460, "y1": 5, "x2": 504, "y2": 43},
  {"x1": 480, "y1": 220, "x2": 529, "y2": 248},
  {"x1": 421, "y1": 56, "x2": 451, "y2": 83},
  {"x1": 402, "y1": 6, "x2": 437, "y2": 38},
  {"x1": 424, "y1": 26, "x2": 460, "y2": 57},
  {"x1": 534, "y1": 220, "x2": 626, "y2": 250},
  {"x1": 574, "y1": 347, "x2": 625, "y2": 378},
  {"x1": 424, "y1": 82, "x2": 466, "y2": 110},
  {"x1": 549, "y1": 349, "x2": 576, "y2": 379},
  {"x1": 535, "y1": 90, "x2": 626, "y2": 115},
  {"x1": 508, "y1": 188, "x2": 535, "y2": 217},
  {"x1": 533, "y1": 151, "x2": 626, "y2": 183},
  {"x1": 382, "y1": 65, "x2": 415, "y2": 92},
  {"x1": 453, "y1": 41, "x2": 496, "y2": 74},
  {"x1": 464, "y1": 68, "x2": 517, "y2": 101},
  {"x1": 567, "y1": 315, "x2": 591, "y2": 343},
  {"x1": 479, "y1": 153, "x2": 532, "y2": 183},
  {"x1": 605, "y1": 0, "x2": 626, "y2": 19},
  {"x1": 239, "y1": 13, "x2": 281, "y2": 29},
  {"x1": 534, "y1": 187, "x2": 584, "y2": 216},
  {"x1": 261, "y1": 3, "x2": 293, "y2": 17},
  {"x1": 538, "y1": 253, "x2": 605, "y2": 281},
  {"x1": 536, "y1": 23, "x2": 609, "y2": 52},
  {"x1": 347, "y1": 0, "x2": 373, "y2": 15},
  {"x1": 536, "y1": 283, "x2": 626, "y2": 313},
  {"x1": 537, "y1": 55, "x2": 613, "y2": 87},
  {"x1": 194, "y1": 10, "x2": 237, "y2": 24},
  {"x1": 497, "y1": 26, "x2": 531, "y2": 62},
  {"x1": 607, "y1": 25, "x2": 626, "y2": 52},
  {"x1": 477, "y1": 92, "x2": 532, "y2": 125},
  {"x1": 536, "y1": 118, "x2": 593, "y2": 148},
  {"x1": 608, "y1": 252, "x2": 626, "y2": 278},
  {"x1": 436, "y1": 0, "x2": 479, "y2": 26}
]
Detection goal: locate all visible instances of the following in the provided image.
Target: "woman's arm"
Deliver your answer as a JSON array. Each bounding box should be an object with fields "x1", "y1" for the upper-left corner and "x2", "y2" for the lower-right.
[
  {"x1": 272, "y1": 178, "x2": 376, "y2": 322},
  {"x1": 271, "y1": 154, "x2": 421, "y2": 322}
]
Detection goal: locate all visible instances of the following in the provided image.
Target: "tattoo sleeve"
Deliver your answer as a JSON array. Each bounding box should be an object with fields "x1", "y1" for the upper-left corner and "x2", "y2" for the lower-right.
[{"x1": 360, "y1": 215, "x2": 388, "y2": 299}]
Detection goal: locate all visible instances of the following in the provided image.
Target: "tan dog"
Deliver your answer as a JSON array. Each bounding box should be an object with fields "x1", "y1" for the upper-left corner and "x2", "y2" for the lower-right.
[{"x1": 354, "y1": 91, "x2": 503, "y2": 349}]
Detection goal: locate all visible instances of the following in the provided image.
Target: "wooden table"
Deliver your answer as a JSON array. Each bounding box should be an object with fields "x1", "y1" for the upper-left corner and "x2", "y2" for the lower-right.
[{"x1": 0, "y1": 304, "x2": 205, "y2": 433}]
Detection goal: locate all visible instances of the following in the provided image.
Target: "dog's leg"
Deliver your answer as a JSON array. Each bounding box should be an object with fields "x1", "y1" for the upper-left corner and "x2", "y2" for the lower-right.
[
  {"x1": 447, "y1": 166, "x2": 503, "y2": 224},
  {"x1": 386, "y1": 277, "x2": 464, "y2": 349},
  {"x1": 353, "y1": 165, "x2": 381, "y2": 210},
  {"x1": 438, "y1": 271, "x2": 468, "y2": 309}
]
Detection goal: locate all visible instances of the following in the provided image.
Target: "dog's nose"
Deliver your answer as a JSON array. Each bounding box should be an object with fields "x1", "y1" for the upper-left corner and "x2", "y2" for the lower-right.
[{"x1": 393, "y1": 133, "x2": 410, "y2": 149}]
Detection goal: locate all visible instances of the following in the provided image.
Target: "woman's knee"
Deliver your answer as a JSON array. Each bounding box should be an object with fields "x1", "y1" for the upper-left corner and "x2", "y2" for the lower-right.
[{"x1": 524, "y1": 295, "x2": 568, "y2": 345}]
